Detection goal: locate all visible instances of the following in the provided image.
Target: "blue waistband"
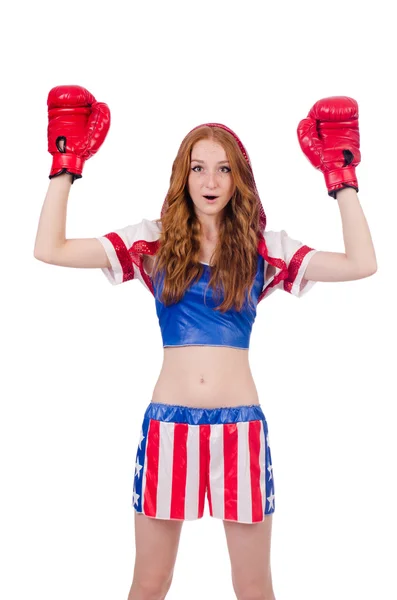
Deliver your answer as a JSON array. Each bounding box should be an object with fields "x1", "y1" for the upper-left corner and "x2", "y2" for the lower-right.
[{"x1": 144, "y1": 401, "x2": 267, "y2": 425}]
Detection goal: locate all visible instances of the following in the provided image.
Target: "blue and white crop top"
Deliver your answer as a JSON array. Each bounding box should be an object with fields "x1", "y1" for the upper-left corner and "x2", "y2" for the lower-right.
[
  {"x1": 96, "y1": 219, "x2": 319, "y2": 349},
  {"x1": 151, "y1": 255, "x2": 265, "y2": 349}
]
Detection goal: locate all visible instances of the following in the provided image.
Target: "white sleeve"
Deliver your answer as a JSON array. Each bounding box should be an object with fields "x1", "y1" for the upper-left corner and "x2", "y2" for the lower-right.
[
  {"x1": 264, "y1": 229, "x2": 319, "y2": 298},
  {"x1": 95, "y1": 218, "x2": 161, "y2": 286}
]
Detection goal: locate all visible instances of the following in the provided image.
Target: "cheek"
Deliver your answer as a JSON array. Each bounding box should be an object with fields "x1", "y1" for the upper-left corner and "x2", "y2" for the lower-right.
[
  {"x1": 187, "y1": 175, "x2": 199, "y2": 192},
  {"x1": 226, "y1": 178, "x2": 235, "y2": 195}
]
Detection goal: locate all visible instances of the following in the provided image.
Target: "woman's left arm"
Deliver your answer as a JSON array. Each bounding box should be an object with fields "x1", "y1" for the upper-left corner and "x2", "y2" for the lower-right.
[
  {"x1": 297, "y1": 96, "x2": 377, "y2": 284},
  {"x1": 303, "y1": 187, "x2": 377, "y2": 282}
]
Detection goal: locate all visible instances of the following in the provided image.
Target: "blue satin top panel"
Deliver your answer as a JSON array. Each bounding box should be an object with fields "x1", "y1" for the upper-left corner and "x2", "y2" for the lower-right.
[{"x1": 151, "y1": 255, "x2": 265, "y2": 349}]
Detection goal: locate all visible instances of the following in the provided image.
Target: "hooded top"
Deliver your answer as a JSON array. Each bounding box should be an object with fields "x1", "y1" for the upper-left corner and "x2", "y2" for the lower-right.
[
  {"x1": 96, "y1": 218, "x2": 318, "y2": 348},
  {"x1": 95, "y1": 124, "x2": 318, "y2": 348}
]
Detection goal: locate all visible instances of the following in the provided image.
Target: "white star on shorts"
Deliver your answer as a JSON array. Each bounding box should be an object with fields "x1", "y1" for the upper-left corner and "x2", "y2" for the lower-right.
[
  {"x1": 267, "y1": 463, "x2": 273, "y2": 480},
  {"x1": 135, "y1": 459, "x2": 143, "y2": 479},
  {"x1": 133, "y1": 489, "x2": 140, "y2": 506},
  {"x1": 267, "y1": 489, "x2": 275, "y2": 510},
  {"x1": 138, "y1": 429, "x2": 145, "y2": 450}
]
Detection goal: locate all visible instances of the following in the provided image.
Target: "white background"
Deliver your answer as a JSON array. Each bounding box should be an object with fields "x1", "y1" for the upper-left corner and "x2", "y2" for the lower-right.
[{"x1": 1, "y1": 1, "x2": 395, "y2": 598}]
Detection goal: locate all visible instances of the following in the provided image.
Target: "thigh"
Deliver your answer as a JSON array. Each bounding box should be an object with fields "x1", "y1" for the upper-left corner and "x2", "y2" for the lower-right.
[
  {"x1": 223, "y1": 514, "x2": 274, "y2": 591},
  {"x1": 133, "y1": 512, "x2": 184, "y2": 580}
]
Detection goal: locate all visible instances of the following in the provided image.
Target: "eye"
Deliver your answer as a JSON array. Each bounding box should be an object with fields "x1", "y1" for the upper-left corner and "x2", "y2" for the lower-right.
[{"x1": 191, "y1": 166, "x2": 231, "y2": 173}]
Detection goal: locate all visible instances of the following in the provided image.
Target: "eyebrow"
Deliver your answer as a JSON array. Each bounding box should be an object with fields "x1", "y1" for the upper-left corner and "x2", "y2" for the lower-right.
[{"x1": 191, "y1": 159, "x2": 230, "y2": 164}]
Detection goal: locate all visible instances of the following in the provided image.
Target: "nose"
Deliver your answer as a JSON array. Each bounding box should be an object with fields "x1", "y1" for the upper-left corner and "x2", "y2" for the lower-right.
[{"x1": 204, "y1": 170, "x2": 218, "y2": 190}]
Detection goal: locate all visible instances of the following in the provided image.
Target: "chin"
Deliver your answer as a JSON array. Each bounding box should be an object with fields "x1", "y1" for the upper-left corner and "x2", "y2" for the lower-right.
[{"x1": 203, "y1": 205, "x2": 223, "y2": 214}]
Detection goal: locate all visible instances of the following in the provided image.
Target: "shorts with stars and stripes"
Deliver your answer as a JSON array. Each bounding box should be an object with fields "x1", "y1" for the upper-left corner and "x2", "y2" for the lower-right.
[{"x1": 132, "y1": 401, "x2": 275, "y2": 523}]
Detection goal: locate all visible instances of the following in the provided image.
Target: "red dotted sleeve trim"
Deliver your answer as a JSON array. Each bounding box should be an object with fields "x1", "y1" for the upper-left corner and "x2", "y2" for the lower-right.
[
  {"x1": 257, "y1": 233, "x2": 288, "y2": 303},
  {"x1": 103, "y1": 233, "x2": 160, "y2": 295},
  {"x1": 256, "y1": 233, "x2": 316, "y2": 302},
  {"x1": 129, "y1": 239, "x2": 160, "y2": 295},
  {"x1": 283, "y1": 245, "x2": 314, "y2": 294}
]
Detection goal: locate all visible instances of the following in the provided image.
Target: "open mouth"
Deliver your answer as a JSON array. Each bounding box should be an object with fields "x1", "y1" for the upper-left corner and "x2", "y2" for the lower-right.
[{"x1": 204, "y1": 195, "x2": 218, "y2": 201}]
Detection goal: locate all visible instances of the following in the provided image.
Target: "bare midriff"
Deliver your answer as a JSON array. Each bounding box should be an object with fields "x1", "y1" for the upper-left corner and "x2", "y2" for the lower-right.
[
  {"x1": 145, "y1": 252, "x2": 260, "y2": 409},
  {"x1": 151, "y1": 346, "x2": 260, "y2": 409}
]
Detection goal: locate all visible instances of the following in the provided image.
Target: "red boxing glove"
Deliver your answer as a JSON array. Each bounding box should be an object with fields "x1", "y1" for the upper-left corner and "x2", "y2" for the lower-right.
[
  {"x1": 47, "y1": 85, "x2": 111, "y2": 183},
  {"x1": 297, "y1": 96, "x2": 360, "y2": 198}
]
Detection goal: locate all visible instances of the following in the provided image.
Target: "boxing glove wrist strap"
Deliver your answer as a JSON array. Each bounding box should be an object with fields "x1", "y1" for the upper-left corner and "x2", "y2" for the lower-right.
[
  {"x1": 325, "y1": 166, "x2": 357, "y2": 188},
  {"x1": 50, "y1": 154, "x2": 85, "y2": 179}
]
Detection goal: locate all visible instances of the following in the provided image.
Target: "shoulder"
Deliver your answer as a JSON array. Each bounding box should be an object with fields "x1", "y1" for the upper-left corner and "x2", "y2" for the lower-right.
[
  {"x1": 262, "y1": 229, "x2": 314, "y2": 261},
  {"x1": 262, "y1": 229, "x2": 288, "y2": 249},
  {"x1": 129, "y1": 217, "x2": 162, "y2": 241}
]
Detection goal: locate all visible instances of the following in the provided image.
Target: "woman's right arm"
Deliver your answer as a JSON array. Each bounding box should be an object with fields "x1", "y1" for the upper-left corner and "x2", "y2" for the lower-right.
[{"x1": 33, "y1": 173, "x2": 110, "y2": 269}]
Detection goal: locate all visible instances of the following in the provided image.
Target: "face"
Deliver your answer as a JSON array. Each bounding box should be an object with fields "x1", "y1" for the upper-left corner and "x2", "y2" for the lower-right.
[{"x1": 187, "y1": 139, "x2": 235, "y2": 226}]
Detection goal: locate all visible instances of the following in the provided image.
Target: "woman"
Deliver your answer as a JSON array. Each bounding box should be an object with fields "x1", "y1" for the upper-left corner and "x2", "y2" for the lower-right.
[{"x1": 34, "y1": 86, "x2": 377, "y2": 600}]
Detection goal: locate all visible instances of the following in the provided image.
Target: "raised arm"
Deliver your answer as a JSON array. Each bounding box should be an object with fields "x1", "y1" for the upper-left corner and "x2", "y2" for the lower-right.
[
  {"x1": 297, "y1": 96, "x2": 377, "y2": 281},
  {"x1": 34, "y1": 84, "x2": 111, "y2": 268},
  {"x1": 33, "y1": 174, "x2": 110, "y2": 268}
]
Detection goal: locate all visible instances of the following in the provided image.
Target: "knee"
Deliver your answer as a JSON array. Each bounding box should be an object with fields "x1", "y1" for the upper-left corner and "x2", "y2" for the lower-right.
[
  {"x1": 128, "y1": 571, "x2": 173, "y2": 600},
  {"x1": 236, "y1": 592, "x2": 275, "y2": 600},
  {"x1": 234, "y1": 583, "x2": 276, "y2": 600}
]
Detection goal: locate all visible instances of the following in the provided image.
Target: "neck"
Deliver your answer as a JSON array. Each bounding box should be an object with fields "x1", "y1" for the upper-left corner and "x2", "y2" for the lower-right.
[
  {"x1": 200, "y1": 222, "x2": 220, "y2": 241},
  {"x1": 196, "y1": 210, "x2": 223, "y2": 240}
]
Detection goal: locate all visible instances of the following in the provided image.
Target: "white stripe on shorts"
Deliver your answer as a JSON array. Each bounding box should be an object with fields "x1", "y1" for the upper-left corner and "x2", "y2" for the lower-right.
[{"x1": 209, "y1": 423, "x2": 225, "y2": 519}]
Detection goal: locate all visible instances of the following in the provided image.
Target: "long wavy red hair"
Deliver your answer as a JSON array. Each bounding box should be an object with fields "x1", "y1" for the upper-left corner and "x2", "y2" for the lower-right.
[{"x1": 151, "y1": 126, "x2": 263, "y2": 312}]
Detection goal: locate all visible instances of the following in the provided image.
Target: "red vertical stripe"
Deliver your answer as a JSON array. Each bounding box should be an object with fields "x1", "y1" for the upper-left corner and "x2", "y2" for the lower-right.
[
  {"x1": 143, "y1": 419, "x2": 160, "y2": 517},
  {"x1": 199, "y1": 425, "x2": 210, "y2": 517},
  {"x1": 170, "y1": 423, "x2": 188, "y2": 519},
  {"x1": 249, "y1": 420, "x2": 263, "y2": 522},
  {"x1": 224, "y1": 423, "x2": 238, "y2": 521}
]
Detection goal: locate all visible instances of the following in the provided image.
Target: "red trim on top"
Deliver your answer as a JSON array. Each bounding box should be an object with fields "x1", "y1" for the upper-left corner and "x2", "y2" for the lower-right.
[
  {"x1": 129, "y1": 239, "x2": 160, "y2": 296},
  {"x1": 283, "y1": 245, "x2": 314, "y2": 294},
  {"x1": 106, "y1": 230, "x2": 314, "y2": 300},
  {"x1": 104, "y1": 232, "x2": 135, "y2": 282},
  {"x1": 104, "y1": 233, "x2": 160, "y2": 295},
  {"x1": 256, "y1": 232, "x2": 288, "y2": 303},
  {"x1": 256, "y1": 233, "x2": 315, "y2": 301}
]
